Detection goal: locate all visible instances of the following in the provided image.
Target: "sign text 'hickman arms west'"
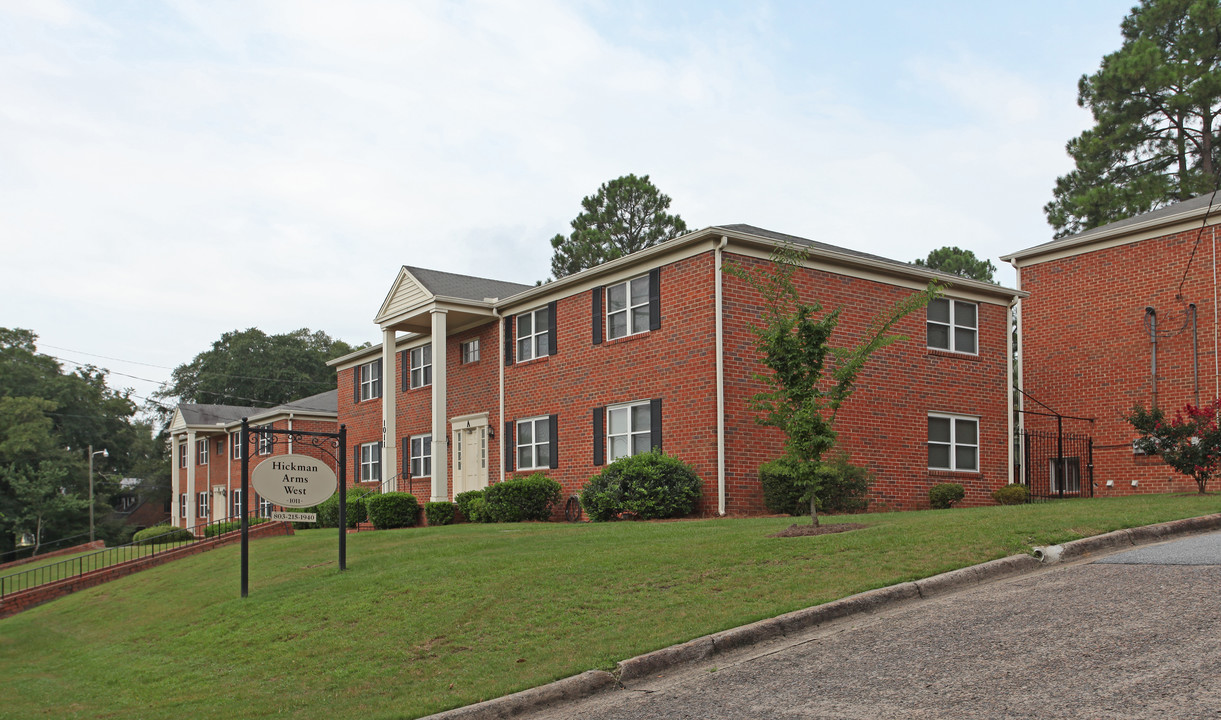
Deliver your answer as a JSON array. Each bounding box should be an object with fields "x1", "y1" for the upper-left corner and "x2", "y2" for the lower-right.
[{"x1": 250, "y1": 453, "x2": 338, "y2": 509}]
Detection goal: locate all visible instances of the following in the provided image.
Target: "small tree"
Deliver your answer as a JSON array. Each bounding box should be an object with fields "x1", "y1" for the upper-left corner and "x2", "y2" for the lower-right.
[
  {"x1": 726, "y1": 245, "x2": 938, "y2": 526},
  {"x1": 1127, "y1": 400, "x2": 1221, "y2": 493}
]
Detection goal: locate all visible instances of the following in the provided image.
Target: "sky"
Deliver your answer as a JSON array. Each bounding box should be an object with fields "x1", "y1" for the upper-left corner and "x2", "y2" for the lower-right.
[{"x1": 1, "y1": 0, "x2": 1136, "y2": 409}]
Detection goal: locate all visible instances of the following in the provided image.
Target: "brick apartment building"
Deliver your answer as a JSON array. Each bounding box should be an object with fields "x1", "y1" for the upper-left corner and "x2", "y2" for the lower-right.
[
  {"x1": 330, "y1": 224, "x2": 1022, "y2": 514},
  {"x1": 1005, "y1": 193, "x2": 1221, "y2": 497},
  {"x1": 168, "y1": 390, "x2": 338, "y2": 529}
]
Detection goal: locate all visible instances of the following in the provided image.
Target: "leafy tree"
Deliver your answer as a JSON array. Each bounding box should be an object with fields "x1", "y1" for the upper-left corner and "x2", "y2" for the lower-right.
[
  {"x1": 151, "y1": 328, "x2": 361, "y2": 418},
  {"x1": 913, "y1": 247, "x2": 997, "y2": 283},
  {"x1": 549, "y1": 174, "x2": 688, "y2": 278},
  {"x1": 1045, "y1": 0, "x2": 1221, "y2": 238},
  {"x1": 725, "y1": 247, "x2": 938, "y2": 525},
  {"x1": 1128, "y1": 399, "x2": 1221, "y2": 493},
  {"x1": 0, "y1": 329, "x2": 146, "y2": 556}
]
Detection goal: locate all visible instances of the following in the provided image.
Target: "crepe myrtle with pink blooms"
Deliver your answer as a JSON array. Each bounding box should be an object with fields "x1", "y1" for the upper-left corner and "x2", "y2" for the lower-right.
[{"x1": 1127, "y1": 400, "x2": 1221, "y2": 494}]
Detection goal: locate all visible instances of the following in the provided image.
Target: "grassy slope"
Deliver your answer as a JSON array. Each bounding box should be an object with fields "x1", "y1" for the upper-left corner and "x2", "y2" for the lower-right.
[{"x1": 3, "y1": 494, "x2": 1219, "y2": 720}]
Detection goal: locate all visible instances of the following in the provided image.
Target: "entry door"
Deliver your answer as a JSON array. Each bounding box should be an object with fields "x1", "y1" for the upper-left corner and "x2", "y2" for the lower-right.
[{"x1": 454, "y1": 425, "x2": 489, "y2": 495}]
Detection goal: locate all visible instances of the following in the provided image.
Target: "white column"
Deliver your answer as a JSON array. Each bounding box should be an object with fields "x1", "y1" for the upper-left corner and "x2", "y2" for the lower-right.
[
  {"x1": 431, "y1": 310, "x2": 448, "y2": 502},
  {"x1": 382, "y1": 328, "x2": 397, "y2": 493},
  {"x1": 186, "y1": 430, "x2": 197, "y2": 529}
]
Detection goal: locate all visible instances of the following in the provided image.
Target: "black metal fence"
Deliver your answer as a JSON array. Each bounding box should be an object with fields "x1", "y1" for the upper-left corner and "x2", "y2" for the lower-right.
[
  {"x1": 1018, "y1": 429, "x2": 1094, "y2": 501},
  {"x1": 0, "y1": 512, "x2": 265, "y2": 600}
]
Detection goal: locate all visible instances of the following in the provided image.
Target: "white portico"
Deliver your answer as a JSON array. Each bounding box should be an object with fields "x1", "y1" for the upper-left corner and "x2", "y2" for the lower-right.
[{"x1": 373, "y1": 267, "x2": 530, "y2": 501}]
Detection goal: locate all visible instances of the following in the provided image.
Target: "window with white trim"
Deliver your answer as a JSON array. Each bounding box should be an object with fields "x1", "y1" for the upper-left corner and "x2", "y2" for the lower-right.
[
  {"x1": 359, "y1": 360, "x2": 381, "y2": 401},
  {"x1": 215, "y1": 439, "x2": 224, "y2": 455},
  {"x1": 197, "y1": 491, "x2": 209, "y2": 518},
  {"x1": 607, "y1": 275, "x2": 651, "y2": 340},
  {"x1": 927, "y1": 299, "x2": 977, "y2": 354},
  {"x1": 257, "y1": 426, "x2": 272, "y2": 456},
  {"x1": 411, "y1": 435, "x2": 432, "y2": 477},
  {"x1": 230, "y1": 433, "x2": 243, "y2": 460},
  {"x1": 410, "y1": 345, "x2": 432, "y2": 389},
  {"x1": 516, "y1": 307, "x2": 550, "y2": 362},
  {"x1": 179, "y1": 493, "x2": 187, "y2": 518},
  {"x1": 360, "y1": 442, "x2": 381, "y2": 482},
  {"x1": 258, "y1": 494, "x2": 272, "y2": 518},
  {"x1": 196, "y1": 439, "x2": 208, "y2": 466},
  {"x1": 231, "y1": 488, "x2": 243, "y2": 519},
  {"x1": 607, "y1": 402, "x2": 651, "y2": 462},
  {"x1": 461, "y1": 339, "x2": 480, "y2": 364},
  {"x1": 179, "y1": 444, "x2": 187, "y2": 469},
  {"x1": 516, "y1": 416, "x2": 551, "y2": 470},
  {"x1": 928, "y1": 414, "x2": 979, "y2": 472}
]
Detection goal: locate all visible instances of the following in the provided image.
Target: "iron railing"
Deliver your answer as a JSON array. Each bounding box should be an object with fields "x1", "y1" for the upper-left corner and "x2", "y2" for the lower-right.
[
  {"x1": 1019, "y1": 429, "x2": 1095, "y2": 501},
  {"x1": 0, "y1": 511, "x2": 268, "y2": 600}
]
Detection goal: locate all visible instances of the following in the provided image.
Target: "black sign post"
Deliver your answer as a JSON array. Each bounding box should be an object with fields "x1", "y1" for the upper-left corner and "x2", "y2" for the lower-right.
[{"x1": 240, "y1": 419, "x2": 347, "y2": 598}]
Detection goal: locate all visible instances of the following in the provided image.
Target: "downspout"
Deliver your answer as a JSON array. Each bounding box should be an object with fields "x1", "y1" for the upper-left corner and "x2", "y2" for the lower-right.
[
  {"x1": 1007, "y1": 294, "x2": 1016, "y2": 486},
  {"x1": 226, "y1": 430, "x2": 232, "y2": 519},
  {"x1": 493, "y1": 307, "x2": 505, "y2": 484},
  {"x1": 1012, "y1": 265, "x2": 1025, "y2": 487},
  {"x1": 1190, "y1": 304, "x2": 1200, "y2": 407},
  {"x1": 715, "y1": 235, "x2": 728, "y2": 515},
  {"x1": 1145, "y1": 307, "x2": 1158, "y2": 410},
  {"x1": 288, "y1": 413, "x2": 294, "y2": 453}
]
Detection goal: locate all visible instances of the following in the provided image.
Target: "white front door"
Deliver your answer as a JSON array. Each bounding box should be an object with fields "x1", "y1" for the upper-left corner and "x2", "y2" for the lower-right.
[{"x1": 453, "y1": 424, "x2": 489, "y2": 496}]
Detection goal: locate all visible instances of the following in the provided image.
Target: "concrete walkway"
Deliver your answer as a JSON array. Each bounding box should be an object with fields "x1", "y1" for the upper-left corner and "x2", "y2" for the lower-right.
[{"x1": 520, "y1": 531, "x2": 1221, "y2": 719}]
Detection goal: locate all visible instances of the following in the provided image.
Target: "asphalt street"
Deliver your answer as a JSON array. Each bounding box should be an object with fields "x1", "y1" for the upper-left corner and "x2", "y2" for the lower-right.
[{"x1": 525, "y1": 532, "x2": 1221, "y2": 720}]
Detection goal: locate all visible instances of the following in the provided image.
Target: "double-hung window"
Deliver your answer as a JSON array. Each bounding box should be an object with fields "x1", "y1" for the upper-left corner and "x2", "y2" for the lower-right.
[
  {"x1": 257, "y1": 495, "x2": 272, "y2": 518},
  {"x1": 461, "y1": 339, "x2": 480, "y2": 364},
  {"x1": 410, "y1": 435, "x2": 432, "y2": 477},
  {"x1": 927, "y1": 299, "x2": 978, "y2": 354},
  {"x1": 359, "y1": 360, "x2": 381, "y2": 401},
  {"x1": 516, "y1": 307, "x2": 551, "y2": 362},
  {"x1": 197, "y1": 439, "x2": 208, "y2": 466},
  {"x1": 179, "y1": 444, "x2": 187, "y2": 469},
  {"x1": 360, "y1": 442, "x2": 381, "y2": 482},
  {"x1": 257, "y1": 426, "x2": 272, "y2": 456},
  {"x1": 410, "y1": 345, "x2": 432, "y2": 389},
  {"x1": 607, "y1": 275, "x2": 651, "y2": 340},
  {"x1": 180, "y1": 493, "x2": 187, "y2": 519},
  {"x1": 516, "y1": 417, "x2": 551, "y2": 470},
  {"x1": 197, "y1": 491, "x2": 209, "y2": 518},
  {"x1": 231, "y1": 488, "x2": 243, "y2": 519},
  {"x1": 231, "y1": 433, "x2": 242, "y2": 460},
  {"x1": 928, "y1": 414, "x2": 979, "y2": 472},
  {"x1": 607, "y1": 402, "x2": 651, "y2": 462}
]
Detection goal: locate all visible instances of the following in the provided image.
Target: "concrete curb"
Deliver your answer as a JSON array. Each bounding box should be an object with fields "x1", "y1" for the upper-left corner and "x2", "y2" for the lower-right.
[
  {"x1": 1033, "y1": 512, "x2": 1221, "y2": 564},
  {"x1": 422, "y1": 514, "x2": 1221, "y2": 719}
]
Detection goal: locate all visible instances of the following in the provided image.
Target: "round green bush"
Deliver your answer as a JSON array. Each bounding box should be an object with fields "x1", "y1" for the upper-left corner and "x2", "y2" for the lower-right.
[
  {"x1": 454, "y1": 490, "x2": 484, "y2": 522},
  {"x1": 344, "y1": 487, "x2": 374, "y2": 528},
  {"x1": 133, "y1": 524, "x2": 195, "y2": 545},
  {"x1": 424, "y1": 501, "x2": 456, "y2": 526},
  {"x1": 929, "y1": 482, "x2": 966, "y2": 509},
  {"x1": 465, "y1": 496, "x2": 491, "y2": 523},
  {"x1": 992, "y1": 484, "x2": 1030, "y2": 505},
  {"x1": 483, "y1": 473, "x2": 562, "y2": 522},
  {"x1": 365, "y1": 492, "x2": 420, "y2": 529},
  {"x1": 760, "y1": 458, "x2": 805, "y2": 516},
  {"x1": 579, "y1": 450, "x2": 702, "y2": 522},
  {"x1": 759, "y1": 454, "x2": 873, "y2": 516}
]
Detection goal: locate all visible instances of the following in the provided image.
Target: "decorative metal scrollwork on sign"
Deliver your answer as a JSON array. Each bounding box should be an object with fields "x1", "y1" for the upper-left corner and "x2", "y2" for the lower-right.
[{"x1": 249, "y1": 427, "x2": 341, "y2": 463}]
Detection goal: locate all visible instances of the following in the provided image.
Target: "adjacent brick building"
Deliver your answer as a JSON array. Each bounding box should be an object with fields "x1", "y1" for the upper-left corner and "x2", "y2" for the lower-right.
[
  {"x1": 1004, "y1": 194, "x2": 1221, "y2": 497},
  {"x1": 330, "y1": 225, "x2": 1022, "y2": 514},
  {"x1": 168, "y1": 390, "x2": 338, "y2": 530}
]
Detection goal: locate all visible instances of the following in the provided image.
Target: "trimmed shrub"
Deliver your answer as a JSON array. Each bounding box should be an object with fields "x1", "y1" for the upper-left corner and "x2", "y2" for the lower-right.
[
  {"x1": 203, "y1": 518, "x2": 269, "y2": 537},
  {"x1": 759, "y1": 454, "x2": 873, "y2": 516},
  {"x1": 464, "y1": 496, "x2": 491, "y2": 523},
  {"x1": 424, "y1": 501, "x2": 456, "y2": 526},
  {"x1": 345, "y1": 487, "x2": 374, "y2": 528},
  {"x1": 992, "y1": 484, "x2": 1030, "y2": 505},
  {"x1": 365, "y1": 492, "x2": 420, "y2": 529},
  {"x1": 580, "y1": 450, "x2": 702, "y2": 522},
  {"x1": 929, "y1": 482, "x2": 966, "y2": 509},
  {"x1": 454, "y1": 490, "x2": 484, "y2": 522},
  {"x1": 132, "y1": 524, "x2": 195, "y2": 545},
  {"x1": 483, "y1": 473, "x2": 562, "y2": 522}
]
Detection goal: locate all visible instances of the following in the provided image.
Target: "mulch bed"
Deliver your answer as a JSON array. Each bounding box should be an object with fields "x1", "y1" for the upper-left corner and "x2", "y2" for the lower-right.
[{"x1": 769, "y1": 522, "x2": 867, "y2": 538}]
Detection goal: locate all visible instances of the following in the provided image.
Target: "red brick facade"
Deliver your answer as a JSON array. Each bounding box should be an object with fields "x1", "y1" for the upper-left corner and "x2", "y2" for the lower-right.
[
  {"x1": 1015, "y1": 219, "x2": 1220, "y2": 496},
  {"x1": 337, "y1": 228, "x2": 1018, "y2": 514}
]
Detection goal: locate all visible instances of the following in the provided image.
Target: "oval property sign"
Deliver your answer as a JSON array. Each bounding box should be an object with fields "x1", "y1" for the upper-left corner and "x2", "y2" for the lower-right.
[{"x1": 251, "y1": 454, "x2": 337, "y2": 508}]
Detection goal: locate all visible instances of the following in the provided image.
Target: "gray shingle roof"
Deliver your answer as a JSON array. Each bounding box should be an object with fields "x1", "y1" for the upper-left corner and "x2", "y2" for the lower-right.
[
  {"x1": 259, "y1": 389, "x2": 337, "y2": 416},
  {"x1": 405, "y1": 266, "x2": 532, "y2": 303},
  {"x1": 178, "y1": 404, "x2": 260, "y2": 426}
]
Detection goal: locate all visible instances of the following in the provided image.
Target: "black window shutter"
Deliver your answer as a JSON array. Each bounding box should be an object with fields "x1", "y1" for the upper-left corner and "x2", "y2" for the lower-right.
[
  {"x1": 592, "y1": 407, "x2": 605, "y2": 466},
  {"x1": 377, "y1": 441, "x2": 384, "y2": 483},
  {"x1": 376, "y1": 359, "x2": 384, "y2": 398},
  {"x1": 548, "y1": 414, "x2": 559, "y2": 469},
  {"x1": 548, "y1": 301, "x2": 558, "y2": 355},
  {"x1": 650, "y1": 398, "x2": 663, "y2": 450},
  {"x1": 402, "y1": 436, "x2": 409, "y2": 478},
  {"x1": 504, "y1": 316, "x2": 514, "y2": 366},
  {"x1": 354, "y1": 445, "x2": 361, "y2": 480},
  {"x1": 592, "y1": 287, "x2": 603, "y2": 344},
  {"x1": 400, "y1": 350, "x2": 407, "y2": 392},
  {"x1": 504, "y1": 420, "x2": 515, "y2": 471},
  {"x1": 353, "y1": 366, "x2": 360, "y2": 404},
  {"x1": 648, "y1": 268, "x2": 661, "y2": 331}
]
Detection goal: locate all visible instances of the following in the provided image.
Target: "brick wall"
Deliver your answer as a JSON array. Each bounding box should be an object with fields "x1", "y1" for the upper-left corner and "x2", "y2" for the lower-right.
[
  {"x1": 0, "y1": 540, "x2": 105, "y2": 573},
  {"x1": 1020, "y1": 226, "x2": 1220, "y2": 495}
]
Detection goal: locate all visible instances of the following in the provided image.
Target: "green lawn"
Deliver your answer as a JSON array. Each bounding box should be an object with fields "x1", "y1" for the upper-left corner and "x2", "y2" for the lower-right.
[{"x1": 2, "y1": 494, "x2": 1219, "y2": 720}]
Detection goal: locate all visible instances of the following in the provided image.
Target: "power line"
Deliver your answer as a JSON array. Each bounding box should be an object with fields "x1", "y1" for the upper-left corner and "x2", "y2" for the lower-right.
[{"x1": 41, "y1": 347, "x2": 341, "y2": 386}]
